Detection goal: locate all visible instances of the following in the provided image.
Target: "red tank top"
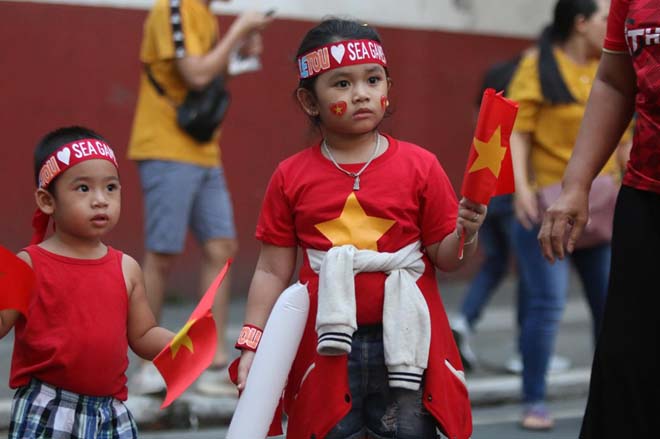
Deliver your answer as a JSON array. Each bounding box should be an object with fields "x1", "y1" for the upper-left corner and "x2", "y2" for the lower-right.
[{"x1": 10, "y1": 245, "x2": 129, "y2": 400}]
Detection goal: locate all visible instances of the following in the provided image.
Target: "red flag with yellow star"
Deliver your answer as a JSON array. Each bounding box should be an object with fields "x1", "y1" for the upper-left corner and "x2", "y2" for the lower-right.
[
  {"x1": 461, "y1": 88, "x2": 518, "y2": 204},
  {"x1": 153, "y1": 260, "x2": 232, "y2": 408},
  {"x1": 0, "y1": 245, "x2": 35, "y2": 316}
]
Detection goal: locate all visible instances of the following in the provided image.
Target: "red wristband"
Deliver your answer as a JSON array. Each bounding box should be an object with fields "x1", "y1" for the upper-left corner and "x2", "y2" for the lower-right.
[{"x1": 235, "y1": 324, "x2": 263, "y2": 352}]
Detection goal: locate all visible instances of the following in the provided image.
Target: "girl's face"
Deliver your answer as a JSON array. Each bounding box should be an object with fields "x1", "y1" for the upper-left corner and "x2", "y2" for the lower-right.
[
  {"x1": 582, "y1": 0, "x2": 610, "y2": 57},
  {"x1": 306, "y1": 63, "x2": 390, "y2": 136},
  {"x1": 47, "y1": 159, "x2": 121, "y2": 242}
]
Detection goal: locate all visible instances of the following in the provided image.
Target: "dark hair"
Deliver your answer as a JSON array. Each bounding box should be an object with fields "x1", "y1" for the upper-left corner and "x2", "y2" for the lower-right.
[
  {"x1": 476, "y1": 55, "x2": 523, "y2": 106},
  {"x1": 295, "y1": 18, "x2": 387, "y2": 124},
  {"x1": 34, "y1": 126, "x2": 107, "y2": 190},
  {"x1": 538, "y1": 0, "x2": 598, "y2": 104}
]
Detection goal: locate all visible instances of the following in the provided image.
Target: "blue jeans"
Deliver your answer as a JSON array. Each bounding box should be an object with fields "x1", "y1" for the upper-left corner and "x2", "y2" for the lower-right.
[
  {"x1": 325, "y1": 326, "x2": 438, "y2": 439},
  {"x1": 513, "y1": 221, "x2": 610, "y2": 404},
  {"x1": 460, "y1": 195, "x2": 524, "y2": 328}
]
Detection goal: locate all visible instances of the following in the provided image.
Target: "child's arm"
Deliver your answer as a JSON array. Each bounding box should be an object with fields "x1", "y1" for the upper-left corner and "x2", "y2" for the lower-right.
[
  {"x1": 426, "y1": 197, "x2": 487, "y2": 272},
  {"x1": 123, "y1": 254, "x2": 175, "y2": 360},
  {"x1": 1, "y1": 251, "x2": 32, "y2": 338},
  {"x1": 236, "y1": 243, "x2": 297, "y2": 390},
  {"x1": 0, "y1": 310, "x2": 19, "y2": 339}
]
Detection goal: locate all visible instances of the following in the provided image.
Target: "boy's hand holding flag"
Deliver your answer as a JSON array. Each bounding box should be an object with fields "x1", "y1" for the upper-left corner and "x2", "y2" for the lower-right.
[
  {"x1": 458, "y1": 88, "x2": 519, "y2": 258},
  {"x1": 153, "y1": 260, "x2": 232, "y2": 408}
]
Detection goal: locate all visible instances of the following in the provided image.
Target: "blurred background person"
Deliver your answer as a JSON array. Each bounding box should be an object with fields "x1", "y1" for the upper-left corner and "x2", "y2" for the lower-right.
[
  {"x1": 507, "y1": 0, "x2": 630, "y2": 430},
  {"x1": 451, "y1": 56, "x2": 522, "y2": 372},
  {"x1": 451, "y1": 54, "x2": 571, "y2": 376},
  {"x1": 538, "y1": 0, "x2": 659, "y2": 436},
  {"x1": 126, "y1": 0, "x2": 272, "y2": 397}
]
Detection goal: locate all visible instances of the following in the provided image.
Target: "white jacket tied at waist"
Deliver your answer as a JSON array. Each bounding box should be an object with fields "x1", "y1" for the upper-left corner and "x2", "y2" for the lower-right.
[{"x1": 307, "y1": 241, "x2": 431, "y2": 391}]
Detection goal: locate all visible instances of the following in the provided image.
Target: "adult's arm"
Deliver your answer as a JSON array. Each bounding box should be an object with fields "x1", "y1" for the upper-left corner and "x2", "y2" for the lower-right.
[
  {"x1": 538, "y1": 52, "x2": 636, "y2": 261},
  {"x1": 510, "y1": 131, "x2": 538, "y2": 229},
  {"x1": 176, "y1": 11, "x2": 272, "y2": 90}
]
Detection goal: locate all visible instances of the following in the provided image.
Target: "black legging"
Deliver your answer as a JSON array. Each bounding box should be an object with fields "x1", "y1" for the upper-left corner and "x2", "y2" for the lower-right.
[{"x1": 580, "y1": 185, "x2": 660, "y2": 438}]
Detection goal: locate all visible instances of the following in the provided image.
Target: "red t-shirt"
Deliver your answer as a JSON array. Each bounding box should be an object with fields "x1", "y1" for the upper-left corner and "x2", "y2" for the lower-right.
[
  {"x1": 605, "y1": 0, "x2": 660, "y2": 193},
  {"x1": 255, "y1": 135, "x2": 472, "y2": 439},
  {"x1": 256, "y1": 134, "x2": 458, "y2": 324},
  {"x1": 10, "y1": 246, "x2": 130, "y2": 400}
]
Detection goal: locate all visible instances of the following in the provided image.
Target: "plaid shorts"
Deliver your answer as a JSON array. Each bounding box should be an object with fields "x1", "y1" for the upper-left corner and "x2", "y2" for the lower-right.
[{"x1": 9, "y1": 380, "x2": 137, "y2": 439}]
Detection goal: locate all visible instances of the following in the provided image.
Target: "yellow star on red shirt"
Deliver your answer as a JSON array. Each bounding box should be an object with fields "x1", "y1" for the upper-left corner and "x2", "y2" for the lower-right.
[
  {"x1": 315, "y1": 193, "x2": 395, "y2": 250},
  {"x1": 170, "y1": 319, "x2": 195, "y2": 359},
  {"x1": 469, "y1": 125, "x2": 507, "y2": 177}
]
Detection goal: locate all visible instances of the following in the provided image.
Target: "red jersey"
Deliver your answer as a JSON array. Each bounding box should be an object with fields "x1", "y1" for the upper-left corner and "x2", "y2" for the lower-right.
[
  {"x1": 256, "y1": 134, "x2": 472, "y2": 439},
  {"x1": 257, "y1": 134, "x2": 458, "y2": 323},
  {"x1": 10, "y1": 246, "x2": 130, "y2": 400},
  {"x1": 605, "y1": 0, "x2": 660, "y2": 193}
]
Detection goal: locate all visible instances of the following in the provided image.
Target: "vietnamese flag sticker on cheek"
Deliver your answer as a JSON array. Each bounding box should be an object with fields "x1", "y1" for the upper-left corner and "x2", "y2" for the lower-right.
[
  {"x1": 381, "y1": 96, "x2": 389, "y2": 109},
  {"x1": 329, "y1": 101, "x2": 347, "y2": 117}
]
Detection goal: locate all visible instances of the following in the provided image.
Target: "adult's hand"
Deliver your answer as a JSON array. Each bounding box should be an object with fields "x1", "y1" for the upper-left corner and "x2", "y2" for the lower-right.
[
  {"x1": 537, "y1": 185, "x2": 590, "y2": 262},
  {"x1": 176, "y1": 10, "x2": 274, "y2": 90},
  {"x1": 238, "y1": 32, "x2": 263, "y2": 58},
  {"x1": 513, "y1": 184, "x2": 539, "y2": 230},
  {"x1": 229, "y1": 10, "x2": 273, "y2": 40}
]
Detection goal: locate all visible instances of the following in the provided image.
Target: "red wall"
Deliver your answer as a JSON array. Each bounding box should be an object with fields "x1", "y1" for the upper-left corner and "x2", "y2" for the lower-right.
[{"x1": 0, "y1": 1, "x2": 530, "y2": 295}]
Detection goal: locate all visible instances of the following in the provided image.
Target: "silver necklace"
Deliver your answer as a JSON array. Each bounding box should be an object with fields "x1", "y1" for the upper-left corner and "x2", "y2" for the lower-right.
[{"x1": 322, "y1": 134, "x2": 380, "y2": 191}]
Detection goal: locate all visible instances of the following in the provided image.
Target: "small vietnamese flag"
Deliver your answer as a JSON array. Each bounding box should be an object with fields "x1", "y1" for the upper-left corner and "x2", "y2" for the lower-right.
[
  {"x1": 461, "y1": 88, "x2": 518, "y2": 204},
  {"x1": 0, "y1": 245, "x2": 35, "y2": 316},
  {"x1": 153, "y1": 259, "x2": 232, "y2": 408},
  {"x1": 458, "y1": 88, "x2": 518, "y2": 259}
]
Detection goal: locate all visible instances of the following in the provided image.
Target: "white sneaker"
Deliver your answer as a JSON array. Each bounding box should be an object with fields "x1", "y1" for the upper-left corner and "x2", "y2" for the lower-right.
[
  {"x1": 128, "y1": 362, "x2": 166, "y2": 396},
  {"x1": 450, "y1": 315, "x2": 477, "y2": 370},
  {"x1": 194, "y1": 366, "x2": 238, "y2": 398},
  {"x1": 548, "y1": 355, "x2": 571, "y2": 374},
  {"x1": 505, "y1": 355, "x2": 571, "y2": 375}
]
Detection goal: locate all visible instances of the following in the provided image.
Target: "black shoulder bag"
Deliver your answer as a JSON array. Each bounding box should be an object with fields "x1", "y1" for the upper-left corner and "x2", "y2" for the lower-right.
[{"x1": 145, "y1": 65, "x2": 231, "y2": 143}]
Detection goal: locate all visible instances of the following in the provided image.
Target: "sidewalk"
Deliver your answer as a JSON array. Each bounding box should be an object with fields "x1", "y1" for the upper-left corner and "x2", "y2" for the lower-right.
[{"x1": 0, "y1": 275, "x2": 594, "y2": 431}]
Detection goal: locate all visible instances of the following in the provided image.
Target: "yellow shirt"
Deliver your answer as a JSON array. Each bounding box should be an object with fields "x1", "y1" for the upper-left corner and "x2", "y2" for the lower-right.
[
  {"x1": 128, "y1": 0, "x2": 221, "y2": 167},
  {"x1": 508, "y1": 49, "x2": 621, "y2": 188}
]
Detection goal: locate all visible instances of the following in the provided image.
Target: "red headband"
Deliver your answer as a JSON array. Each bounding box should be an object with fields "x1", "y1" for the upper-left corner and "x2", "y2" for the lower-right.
[
  {"x1": 38, "y1": 138, "x2": 118, "y2": 189},
  {"x1": 31, "y1": 138, "x2": 119, "y2": 244},
  {"x1": 298, "y1": 39, "x2": 387, "y2": 79}
]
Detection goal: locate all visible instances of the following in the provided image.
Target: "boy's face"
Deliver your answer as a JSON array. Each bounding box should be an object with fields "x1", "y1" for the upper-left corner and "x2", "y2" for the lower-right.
[{"x1": 47, "y1": 159, "x2": 121, "y2": 241}]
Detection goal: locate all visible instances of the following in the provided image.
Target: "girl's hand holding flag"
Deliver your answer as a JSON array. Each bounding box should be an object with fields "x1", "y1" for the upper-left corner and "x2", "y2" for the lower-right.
[
  {"x1": 458, "y1": 88, "x2": 519, "y2": 258},
  {"x1": 456, "y1": 197, "x2": 488, "y2": 257}
]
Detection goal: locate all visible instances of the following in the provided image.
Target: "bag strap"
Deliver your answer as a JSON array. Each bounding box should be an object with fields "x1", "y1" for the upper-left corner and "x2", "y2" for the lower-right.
[
  {"x1": 144, "y1": 64, "x2": 166, "y2": 95},
  {"x1": 144, "y1": 64, "x2": 176, "y2": 107}
]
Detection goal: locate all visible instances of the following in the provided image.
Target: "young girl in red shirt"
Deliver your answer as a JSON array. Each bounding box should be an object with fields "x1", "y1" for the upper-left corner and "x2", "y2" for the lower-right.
[{"x1": 233, "y1": 18, "x2": 486, "y2": 439}]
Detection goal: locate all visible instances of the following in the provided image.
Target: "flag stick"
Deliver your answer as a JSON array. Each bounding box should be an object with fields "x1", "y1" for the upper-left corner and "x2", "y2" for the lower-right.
[{"x1": 458, "y1": 230, "x2": 466, "y2": 260}]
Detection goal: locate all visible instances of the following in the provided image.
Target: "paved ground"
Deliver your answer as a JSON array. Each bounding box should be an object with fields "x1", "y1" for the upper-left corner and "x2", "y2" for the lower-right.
[
  {"x1": 0, "y1": 273, "x2": 596, "y2": 435},
  {"x1": 100, "y1": 398, "x2": 589, "y2": 438}
]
